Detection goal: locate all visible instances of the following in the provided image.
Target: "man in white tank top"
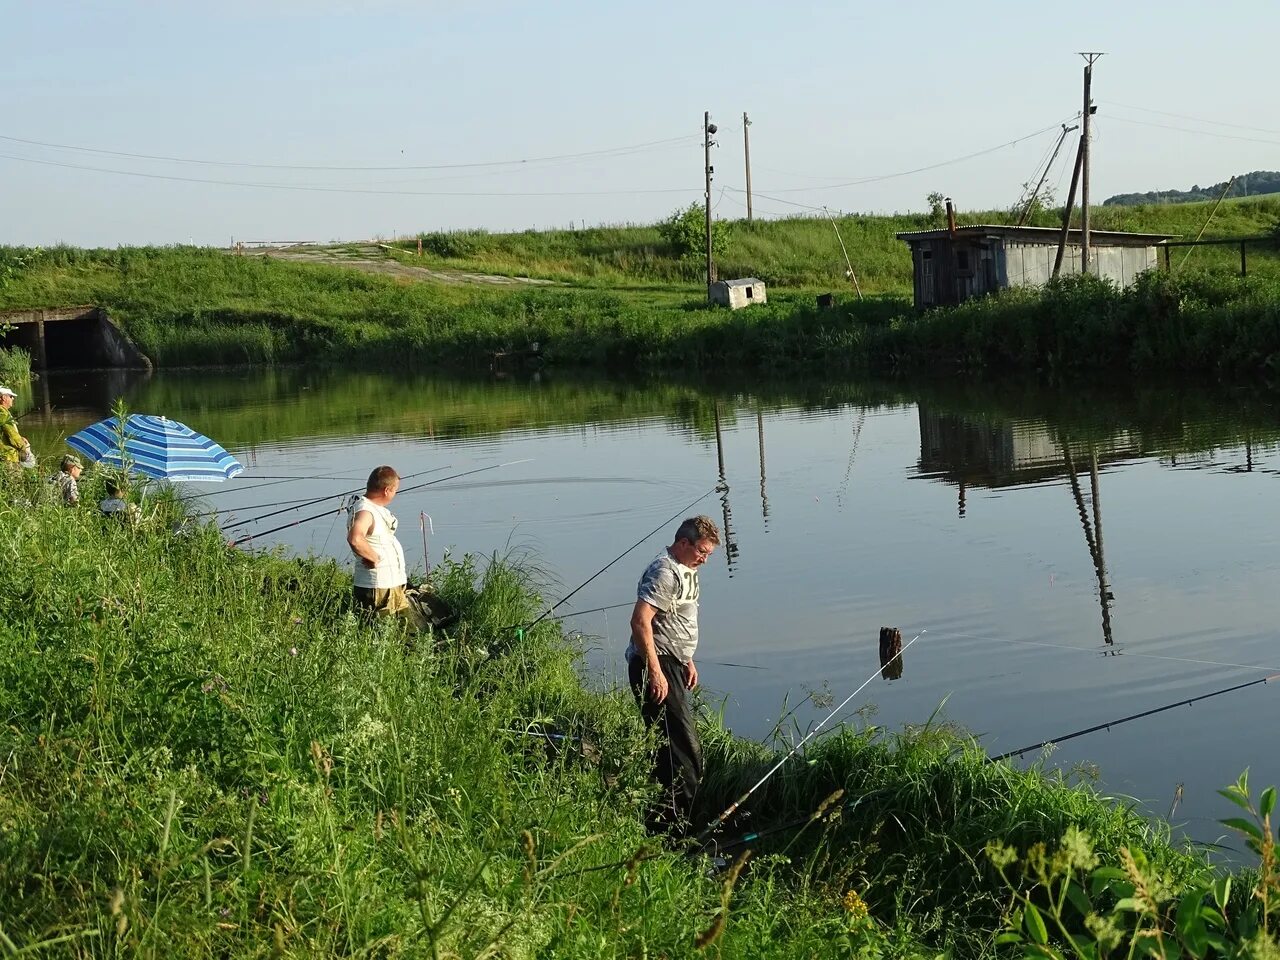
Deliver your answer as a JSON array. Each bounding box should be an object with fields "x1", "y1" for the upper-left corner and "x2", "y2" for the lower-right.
[{"x1": 346, "y1": 465, "x2": 425, "y2": 630}]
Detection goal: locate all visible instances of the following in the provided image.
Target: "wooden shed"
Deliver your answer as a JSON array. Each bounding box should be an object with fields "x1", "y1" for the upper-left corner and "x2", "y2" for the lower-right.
[{"x1": 895, "y1": 225, "x2": 1175, "y2": 309}]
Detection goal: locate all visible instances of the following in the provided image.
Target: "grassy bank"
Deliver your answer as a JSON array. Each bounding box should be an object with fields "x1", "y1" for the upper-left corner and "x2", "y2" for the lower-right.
[
  {"x1": 3, "y1": 469, "x2": 1276, "y2": 957},
  {"x1": 0, "y1": 196, "x2": 1277, "y2": 376}
]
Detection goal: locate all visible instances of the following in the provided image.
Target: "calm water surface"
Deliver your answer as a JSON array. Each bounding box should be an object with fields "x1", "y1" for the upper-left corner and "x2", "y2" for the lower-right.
[{"x1": 19, "y1": 368, "x2": 1280, "y2": 854}]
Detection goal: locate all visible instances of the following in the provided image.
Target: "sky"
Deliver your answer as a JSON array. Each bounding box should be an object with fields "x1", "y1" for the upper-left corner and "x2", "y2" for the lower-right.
[{"x1": 1, "y1": 0, "x2": 1276, "y2": 247}]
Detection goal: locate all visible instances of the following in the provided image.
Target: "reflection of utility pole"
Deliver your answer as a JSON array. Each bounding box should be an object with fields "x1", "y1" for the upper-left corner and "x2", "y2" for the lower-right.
[
  {"x1": 756, "y1": 405, "x2": 769, "y2": 528},
  {"x1": 1061, "y1": 433, "x2": 1114, "y2": 645},
  {"x1": 837, "y1": 409, "x2": 866, "y2": 509},
  {"x1": 713, "y1": 401, "x2": 739, "y2": 573}
]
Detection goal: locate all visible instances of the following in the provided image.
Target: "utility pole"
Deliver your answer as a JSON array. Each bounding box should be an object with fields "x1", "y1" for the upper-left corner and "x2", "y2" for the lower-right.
[
  {"x1": 1052, "y1": 138, "x2": 1084, "y2": 278},
  {"x1": 704, "y1": 111, "x2": 718, "y2": 297},
  {"x1": 1079, "y1": 52, "x2": 1103, "y2": 275},
  {"x1": 743, "y1": 112, "x2": 754, "y2": 223}
]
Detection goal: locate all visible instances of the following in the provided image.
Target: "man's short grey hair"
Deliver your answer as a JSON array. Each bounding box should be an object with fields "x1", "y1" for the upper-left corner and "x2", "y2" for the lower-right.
[{"x1": 674, "y1": 515, "x2": 721, "y2": 546}]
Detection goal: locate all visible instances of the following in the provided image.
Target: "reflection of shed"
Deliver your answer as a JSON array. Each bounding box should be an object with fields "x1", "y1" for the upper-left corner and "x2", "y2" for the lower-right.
[
  {"x1": 709, "y1": 278, "x2": 767, "y2": 309},
  {"x1": 895, "y1": 226, "x2": 1174, "y2": 309},
  {"x1": 915, "y1": 409, "x2": 1139, "y2": 492}
]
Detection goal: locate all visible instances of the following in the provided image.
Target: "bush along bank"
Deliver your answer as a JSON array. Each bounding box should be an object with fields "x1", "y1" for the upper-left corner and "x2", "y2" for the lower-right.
[
  {"x1": 870, "y1": 271, "x2": 1280, "y2": 377},
  {"x1": 3, "y1": 472, "x2": 1279, "y2": 956}
]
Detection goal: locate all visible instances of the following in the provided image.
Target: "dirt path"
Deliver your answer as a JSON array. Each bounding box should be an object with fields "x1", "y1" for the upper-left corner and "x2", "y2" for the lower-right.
[{"x1": 233, "y1": 243, "x2": 557, "y2": 286}]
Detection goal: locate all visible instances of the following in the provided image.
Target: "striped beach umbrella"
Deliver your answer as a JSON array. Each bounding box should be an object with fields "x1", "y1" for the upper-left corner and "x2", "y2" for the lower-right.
[{"x1": 66, "y1": 414, "x2": 244, "y2": 483}]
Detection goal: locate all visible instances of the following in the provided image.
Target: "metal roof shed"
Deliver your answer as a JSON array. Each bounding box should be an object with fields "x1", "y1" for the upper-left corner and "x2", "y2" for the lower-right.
[{"x1": 895, "y1": 225, "x2": 1176, "y2": 309}]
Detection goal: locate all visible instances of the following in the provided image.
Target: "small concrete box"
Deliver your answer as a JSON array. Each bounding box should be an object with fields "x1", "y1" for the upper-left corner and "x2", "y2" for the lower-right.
[{"x1": 710, "y1": 277, "x2": 767, "y2": 309}]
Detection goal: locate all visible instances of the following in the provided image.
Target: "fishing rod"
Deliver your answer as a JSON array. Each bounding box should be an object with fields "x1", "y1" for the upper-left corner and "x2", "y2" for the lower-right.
[
  {"x1": 187, "y1": 470, "x2": 367, "y2": 501},
  {"x1": 229, "y1": 458, "x2": 531, "y2": 547},
  {"x1": 694, "y1": 631, "x2": 924, "y2": 844},
  {"x1": 712, "y1": 672, "x2": 1280, "y2": 855},
  {"x1": 222, "y1": 464, "x2": 453, "y2": 532},
  {"x1": 990, "y1": 672, "x2": 1280, "y2": 762},
  {"x1": 522, "y1": 484, "x2": 721, "y2": 633}
]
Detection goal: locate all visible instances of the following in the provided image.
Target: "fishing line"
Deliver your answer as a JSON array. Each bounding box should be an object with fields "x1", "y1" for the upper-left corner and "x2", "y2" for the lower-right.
[
  {"x1": 695, "y1": 631, "x2": 924, "y2": 844},
  {"x1": 939, "y1": 630, "x2": 1280, "y2": 675},
  {"x1": 523, "y1": 484, "x2": 720, "y2": 632},
  {"x1": 229, "y1": 458, "x2": 532, "y2": 547},
  {"x1": 990, "y1": 673, "x2": 1280, "y2": 762},
  {"x1": 223, "y1": 464, "x2": 452, "y2": 531}
]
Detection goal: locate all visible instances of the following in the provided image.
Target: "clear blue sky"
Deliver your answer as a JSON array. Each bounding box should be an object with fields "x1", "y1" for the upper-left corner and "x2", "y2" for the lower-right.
[{"x1": 2, "y1": 0, "x2": 1275, "y2": 246}]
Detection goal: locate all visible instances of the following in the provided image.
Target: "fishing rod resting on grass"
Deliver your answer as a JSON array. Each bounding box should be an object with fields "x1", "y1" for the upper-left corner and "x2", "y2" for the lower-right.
[
  {"x1": 990, "y1": 671, "x2": 1280, "y2": 762},
  {"x1": 708, "y1": 669, "x2": 1280, "y2": 856}
]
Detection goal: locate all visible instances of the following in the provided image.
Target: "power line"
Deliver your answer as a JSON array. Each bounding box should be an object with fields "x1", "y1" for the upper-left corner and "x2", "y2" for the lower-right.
[
  {"x1": 740, "y1": 121, "x2": 1069, "y2": 194},
  {"x1": 0, "y1": 132, "x2": 699, "y2": 172},
  {"x1": 1103, "y1": 115, "x2": 1280, "y2": 148},
  {"x1": 0, "y1": 152, "x2": 699, "y2": 198},
  {"x1": 1101, "y1": 102, "x2": 1280, "y2": 137}
]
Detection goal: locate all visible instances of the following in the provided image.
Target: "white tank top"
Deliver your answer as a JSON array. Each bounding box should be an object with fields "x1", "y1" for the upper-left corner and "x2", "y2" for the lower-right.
[{"x1": 349, "y1": 496, "x2": 407, "y2": 589}]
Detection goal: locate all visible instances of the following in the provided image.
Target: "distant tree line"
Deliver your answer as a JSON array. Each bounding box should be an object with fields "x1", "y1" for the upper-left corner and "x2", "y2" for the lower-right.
[{"x1": 1104, "y1": 170, "x2": 1280, "y2": 206}]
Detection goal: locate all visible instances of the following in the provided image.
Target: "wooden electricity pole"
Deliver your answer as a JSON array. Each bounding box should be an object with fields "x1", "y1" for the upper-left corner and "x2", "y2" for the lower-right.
[
  {"x1": 1079, "y1": 52, "x2": 1103, "y2": 275},
  {"x1": 743, "y1": 112, "x2": 754, "y2": 223},
  {"x1": 1052, "y1": 138, "x2": 1085, "y2": 278},
  {"x1": 704, "y1": 111, "x2": 717, "y2": 297}
]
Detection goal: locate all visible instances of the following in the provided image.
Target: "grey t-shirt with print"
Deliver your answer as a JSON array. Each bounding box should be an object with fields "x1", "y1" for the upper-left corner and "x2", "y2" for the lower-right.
[{"x1": 627, "y1": 550, "x2": 701, "y2": 664}]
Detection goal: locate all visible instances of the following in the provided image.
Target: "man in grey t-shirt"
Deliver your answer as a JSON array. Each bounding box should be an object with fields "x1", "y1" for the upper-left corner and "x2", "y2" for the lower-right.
[{"x1": 628, "y1": 514, "x2": 721, "y2": 832}]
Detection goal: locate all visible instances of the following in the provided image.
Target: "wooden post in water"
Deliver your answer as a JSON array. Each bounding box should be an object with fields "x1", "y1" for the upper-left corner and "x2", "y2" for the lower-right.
[{"x1": 879, "y1": 627, "x2": 904, "y2": 681}]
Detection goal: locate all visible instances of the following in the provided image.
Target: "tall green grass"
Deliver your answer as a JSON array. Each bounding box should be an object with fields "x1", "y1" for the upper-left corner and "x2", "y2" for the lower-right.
[
  {"x1": 0, "y1": 345, "x2": 31, "y2": 385},
  {"x1": 1, "y1": 469, "x2": 1270, "y2": 956}
]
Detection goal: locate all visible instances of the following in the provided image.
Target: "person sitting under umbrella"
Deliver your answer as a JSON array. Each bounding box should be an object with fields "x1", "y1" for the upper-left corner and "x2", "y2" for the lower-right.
[
  {"x1": 99, "y1": 478, "x2": 140, "y2": 524},
  {"x1": 48, "y1": 454, "x2": 83, "y2": 506}
]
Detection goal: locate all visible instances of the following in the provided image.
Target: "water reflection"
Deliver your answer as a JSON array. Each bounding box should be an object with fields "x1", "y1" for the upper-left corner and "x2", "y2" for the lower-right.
[
  {"x1": 1060, "y1": 436, "x2": 1115, "y2": 645},
  {"x1": 756, "y1": 405, "x2": 770, "y2": 529},
  {"x1": 713, "y1": 401, "x2": 741, "y2": 574},
  {"x1": 917, "y1": 410, "x2": 1135, "y2": 645}
]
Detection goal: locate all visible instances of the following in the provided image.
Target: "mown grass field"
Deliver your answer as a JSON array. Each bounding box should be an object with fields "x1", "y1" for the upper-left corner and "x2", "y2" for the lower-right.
[{"x1": 5, "y1": 468, "x2": 1273, "y2": 958}]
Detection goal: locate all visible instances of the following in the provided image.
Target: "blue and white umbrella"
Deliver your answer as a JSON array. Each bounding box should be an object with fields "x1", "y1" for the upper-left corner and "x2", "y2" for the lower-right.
[{"x1": 67, "y1": 414, "x2": 244, "y2": 483}]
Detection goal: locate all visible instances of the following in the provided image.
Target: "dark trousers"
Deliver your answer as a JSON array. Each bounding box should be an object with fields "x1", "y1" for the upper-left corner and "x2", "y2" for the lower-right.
[{"x1": 628, "y1": 654, "x2": 704, "y2": 831}]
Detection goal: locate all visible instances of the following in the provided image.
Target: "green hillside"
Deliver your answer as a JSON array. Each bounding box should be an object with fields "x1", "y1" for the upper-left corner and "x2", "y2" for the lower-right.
[
  {"x1": 1105, "y1": 170, "x2": 1280, "y2": 206},
  {"x1": 395, "y1": 196, "x2": 1280, "y2": 291}
]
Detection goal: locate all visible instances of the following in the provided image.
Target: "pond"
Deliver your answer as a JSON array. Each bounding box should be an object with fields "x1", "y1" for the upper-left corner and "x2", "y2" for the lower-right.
[{"x1": 17, "y1": 367, "x2": 1280, "y2": 856}]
